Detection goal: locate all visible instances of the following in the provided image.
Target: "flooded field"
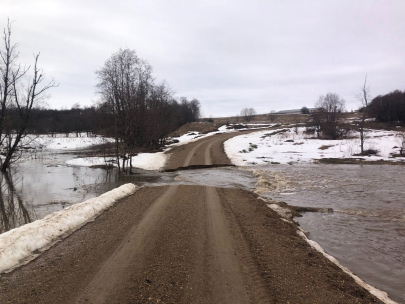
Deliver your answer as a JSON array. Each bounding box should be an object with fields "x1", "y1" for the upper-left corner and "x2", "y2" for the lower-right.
[
  {"x1": 258, "y1": 164, "x2": 405, "y2": 303},
  {"x1": 1, "y1": 151, "x2": 404, "y2": 302},
  {"x1": 0, "y1": 152, "x2": 173, "y2": 232}
]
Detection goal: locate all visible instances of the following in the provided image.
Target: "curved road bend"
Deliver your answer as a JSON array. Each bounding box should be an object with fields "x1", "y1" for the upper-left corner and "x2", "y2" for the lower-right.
[{"x1": 0, "y1": 131, "x2": 383, "y2": 303}]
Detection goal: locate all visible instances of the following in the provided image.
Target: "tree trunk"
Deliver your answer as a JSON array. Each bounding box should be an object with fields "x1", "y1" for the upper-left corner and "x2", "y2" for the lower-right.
[{"x1": 1, "y1": 132, "x2": 23, "y2": 172}]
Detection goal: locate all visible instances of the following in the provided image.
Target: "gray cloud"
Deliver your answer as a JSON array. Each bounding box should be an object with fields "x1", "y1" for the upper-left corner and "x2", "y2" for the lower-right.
[{"x1": 2, "y1": 0, "x2": 404, "y2": 116}]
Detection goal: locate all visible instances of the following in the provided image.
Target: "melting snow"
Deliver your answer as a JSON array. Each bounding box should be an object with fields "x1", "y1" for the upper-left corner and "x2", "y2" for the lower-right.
[
  {"x1": 224, "y1": 127, "x2": 405, "y2": 165},
  {"x1": 0, "y1": 183, "x2": 137, "y2": 274},
  {"x1": 64, "y1": 124, "x2": 275, "y2": 171},
  {"x1": 24, "y1": 133, "x2": 114, "y2": 150}
]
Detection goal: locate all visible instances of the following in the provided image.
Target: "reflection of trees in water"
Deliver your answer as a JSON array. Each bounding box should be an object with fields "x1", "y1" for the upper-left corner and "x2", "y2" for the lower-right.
[
  {"x1": 72, "y1": 168, "x2": 117, "y2": 202},
  {"x1": 0, "y1": 170, "x2": 33, "y2": 233}
]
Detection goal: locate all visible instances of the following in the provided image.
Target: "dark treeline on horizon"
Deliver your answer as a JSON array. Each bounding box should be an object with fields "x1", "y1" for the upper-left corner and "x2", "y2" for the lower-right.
[
  {"x1": 24, "y1": 97, "x2": 200, "y2": 137},
  {"x1": 369, "y1": 90, "x2": 405, "y2": 123},
  {"x1": 27, "y1": 106, "x2": 97, "y2": 135}
]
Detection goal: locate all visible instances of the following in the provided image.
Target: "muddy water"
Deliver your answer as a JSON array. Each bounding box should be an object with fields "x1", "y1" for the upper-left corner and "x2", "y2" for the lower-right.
[
  {"x1": 2, "y1": 154, "x2": 255, "y2": 232},
  {"x1": 3, "y1": 152, "x2": 404, "y2": 302},
  {"x1": 257, "y1": 164, "x2": 405, "y2": 303},
  {"x1": 1, "y1": 152, "x2": 173, "y2": 231}
]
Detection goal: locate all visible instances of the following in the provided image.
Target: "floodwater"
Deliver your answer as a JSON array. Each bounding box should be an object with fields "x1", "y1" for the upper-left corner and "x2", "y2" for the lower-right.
[
  {"x1": 257, "y1": 164, "x2": 405, "y2": 303},
  {"x1": 1, "y1": 152, "x2": 404, "y2": 302},
  {"x1": 0, "y1": 152, "x2": 173, "y2": 232}
]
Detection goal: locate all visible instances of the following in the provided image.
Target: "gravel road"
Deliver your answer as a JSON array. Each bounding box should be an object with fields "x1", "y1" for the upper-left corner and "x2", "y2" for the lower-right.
[{"x1": 0, "y1": 131, "x2": 383, "y2": 303}]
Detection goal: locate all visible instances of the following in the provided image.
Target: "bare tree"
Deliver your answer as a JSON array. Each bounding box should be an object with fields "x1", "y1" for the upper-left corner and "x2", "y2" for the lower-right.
[
  {"x1": 240, "y1": 108, "x2": 257, "y2": 122},
  {"x1": 96, "y1": 48, "x2": 200, "y2": 173},
  {"x1": 0, "y1": 20, "x2": 56, "y2": 171},
  {"x1": 313, "y1": 93, "x2": 347, "y2": 139},
  {"x1": 315, "y1": 93, "x2": 345, "y2": 123},
  {"x1": 356, "y1": 75, "x2": 371, "y2": 155},
  {"x1": 268, "y1": 110, "x2": 277, "y2": 123}
]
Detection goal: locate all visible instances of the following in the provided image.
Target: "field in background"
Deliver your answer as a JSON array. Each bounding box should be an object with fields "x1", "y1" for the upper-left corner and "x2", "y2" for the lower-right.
[{"x1": 170, "y1": 112, "x2": 405, "y2": 137}]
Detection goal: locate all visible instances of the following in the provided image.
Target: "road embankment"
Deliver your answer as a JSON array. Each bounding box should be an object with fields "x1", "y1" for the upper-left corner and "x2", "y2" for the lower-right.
[
  {"x1": 0, "y1": 130, "x2": 391, "y2": 303},
  {"x1": 0, "y1": 185, "x2": 384, "y2": 303}
]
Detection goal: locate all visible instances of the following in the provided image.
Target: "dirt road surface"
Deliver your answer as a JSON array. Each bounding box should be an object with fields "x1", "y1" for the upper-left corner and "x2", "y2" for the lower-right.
[{"x1": 0, "y1": 132, "x2": 383, "y2": 303}]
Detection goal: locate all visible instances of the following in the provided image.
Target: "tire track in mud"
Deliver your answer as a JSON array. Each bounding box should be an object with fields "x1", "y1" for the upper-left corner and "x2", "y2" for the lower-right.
[
  {"x1": 204, "y1": 137, "x2": 222, "y2": 165},
  {"x1": 165, "y1": 132, "x2": 239, "y2": 170},
  {"x1": 183, "y1": 140, "x2": 207, "y2": 167},
  {"x1": 74, "y1": 185, "x2": 179, "y2": 303},
  {"x1": 76, "y1": 133, "x2": 257, "y2": 303},
  {"x1": 192, "y1": 134, "x2": 267, "y2": 302},
  {"x1": 204, "y1": 186, "x2": 249, "y2": 303}
]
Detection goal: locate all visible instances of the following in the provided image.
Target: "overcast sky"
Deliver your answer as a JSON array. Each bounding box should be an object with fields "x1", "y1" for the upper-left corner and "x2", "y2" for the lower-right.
[{"x1": 2, "y1": 0, "x2": 404, "y2": 117}]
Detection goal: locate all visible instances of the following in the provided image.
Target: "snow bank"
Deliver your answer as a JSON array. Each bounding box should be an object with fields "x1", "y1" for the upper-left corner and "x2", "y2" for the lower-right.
[
  {"x1": 0, "y1": 183, "x2": 137, "y2": 274},
  {"x1": 129, "y1": 152, "x2": 167, "y2": 170},
  {"x1": 224, "y1": 127, "x2": 405, "y2": 165},
  {"x1": 66, "y1": 151, "x2": 168, "y2": 171}
]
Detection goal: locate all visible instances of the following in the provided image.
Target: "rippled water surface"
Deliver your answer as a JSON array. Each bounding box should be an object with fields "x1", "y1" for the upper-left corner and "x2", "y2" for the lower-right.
[
  {"x1": 2, "y1": 152, "x2": 404, "y2": 302},
  {"x1": 258, "y1": 164, "x2": 405, "y2": 303}
]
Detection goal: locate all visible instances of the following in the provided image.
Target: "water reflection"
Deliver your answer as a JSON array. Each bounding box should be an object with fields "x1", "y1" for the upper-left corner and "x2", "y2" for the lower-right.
[
  {"x1": 9, "y1": 152, "x2": 174, "y2": 224},
  {"x1": 0, "y1": 170, "x2": 33, "y2": 233}
]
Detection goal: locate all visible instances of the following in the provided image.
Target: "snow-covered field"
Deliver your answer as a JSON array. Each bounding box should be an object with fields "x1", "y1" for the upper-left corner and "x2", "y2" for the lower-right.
[
  {"x1": 25, "y1": 133, "x2": 114, "y2": 150},
  {"x1": 59, "y1": 125, "x2": 404, "y2": 170},
  {"x1": 0, "y1": 183, "x2": 137, "y2": 274},
  {"x1": 224, "y1": 127, "x2": 405, "y2": 165},
  {"x1": 65, "y1": 132, "x2": 213, "y2": 170},
  {"x1": 65, "y1": 124, "x2": 275, "y2": 171}
]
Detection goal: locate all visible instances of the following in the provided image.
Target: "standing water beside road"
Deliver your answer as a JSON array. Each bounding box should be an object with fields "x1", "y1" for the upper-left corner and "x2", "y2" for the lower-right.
[
  {"x1": 257, "y1": 163, "x2": 405, "y2": 303},
  {"x1": 0, "y1": 151, "x2": 172, "y2": 233},
  {"x1": 1, "y1": 146, "x2": 404, "y2": 302}
]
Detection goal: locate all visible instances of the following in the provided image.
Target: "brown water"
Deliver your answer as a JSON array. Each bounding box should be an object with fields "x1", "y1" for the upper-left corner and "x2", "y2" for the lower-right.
[
  {"x1": 0, "y1": 152, "x2": 174, "y2": 232},
  {"x1": 258, "y1": 164, "x2": 405, "y2": 303},
  {"x1": 2, "y1": 153, "x2": 404, "y2": 302}
]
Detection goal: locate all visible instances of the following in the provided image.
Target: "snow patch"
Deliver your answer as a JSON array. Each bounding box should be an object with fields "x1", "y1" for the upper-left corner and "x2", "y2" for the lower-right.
[
  {"x1": 0, "y1": 183, "x2": 138, "y2": 274},
  {"x1": 64, "y1": 124, "x2": 277, "y2": 171},
  {"x1": 26, "y1": 133, "x2": 114, "y2": 150},
  {"x1": 267, "y1": 203, "x2": 293, "y2": 220},
  {"x1": 224, "y1": 127, "x2": 405, "y2": 165},
  {"x1": 66, "y1": 152, "x2": 168, "y2": 171}
]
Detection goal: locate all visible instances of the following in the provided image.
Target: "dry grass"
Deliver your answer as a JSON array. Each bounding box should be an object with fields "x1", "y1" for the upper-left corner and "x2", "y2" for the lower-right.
[
  {"x1": 316, "y1": 158, "x2": 405, "y2": 165},
  {"x1": 201, "y1": 113, "x2": 311, "y2": 125},
  {"x1": 169, "y1": 122, "x2": 221, "y2": 137},
  {"x1": 318, "y1": 145, "x2": 335, "y2": 150}
]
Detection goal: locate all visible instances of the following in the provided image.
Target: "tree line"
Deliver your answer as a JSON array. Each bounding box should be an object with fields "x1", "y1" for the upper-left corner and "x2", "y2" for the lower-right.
[
  {"x1": 369, "y1": 90, "x2": 405, "y2": 123},
  {"x1": 1, "y1": 21, "x2": 200, "y2": 172}
]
